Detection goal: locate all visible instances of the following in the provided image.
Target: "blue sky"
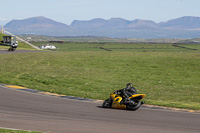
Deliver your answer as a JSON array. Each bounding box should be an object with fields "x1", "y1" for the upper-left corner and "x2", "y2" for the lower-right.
[{"x1": 0, "y1": 0, "x2": 200, "y2": 25}]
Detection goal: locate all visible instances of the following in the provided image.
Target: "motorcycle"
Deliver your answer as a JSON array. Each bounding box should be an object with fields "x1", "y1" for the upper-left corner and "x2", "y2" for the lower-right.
[
  {"x1": 8, "y1": 41, "x2": 18, "y2": 52},
  {"x1": 102, "y1": 91, "x2": 146, "y2": 111}
]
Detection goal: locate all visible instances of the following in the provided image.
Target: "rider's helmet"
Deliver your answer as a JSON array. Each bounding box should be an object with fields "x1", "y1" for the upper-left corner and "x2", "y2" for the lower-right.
[
  {"x1": 15, "y1": 41, "x2": 18, "y2": 46},
  {"x1": 126, "y1": 83, "x2": 132, "y2": 88},
  {"x1": 126, "y1": 83, "x2": 137, "y2": 94}
]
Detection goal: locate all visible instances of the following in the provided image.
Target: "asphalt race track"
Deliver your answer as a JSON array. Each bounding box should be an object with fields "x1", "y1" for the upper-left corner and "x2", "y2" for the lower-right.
[{"x1": 0, "y1": 85, "x2": 200, "y2": 133}]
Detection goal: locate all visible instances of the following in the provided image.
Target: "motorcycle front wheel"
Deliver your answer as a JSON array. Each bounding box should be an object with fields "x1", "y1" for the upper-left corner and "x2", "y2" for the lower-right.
[
  {"x1": 126, "y1": 100, "x2": 141, "y2": 111},
  {"x1": 102, "y1": 98, "x2": 112, "y2": 108},
  {"x1": 12, "y1": 48, "x2": 16, "y2": 51}
]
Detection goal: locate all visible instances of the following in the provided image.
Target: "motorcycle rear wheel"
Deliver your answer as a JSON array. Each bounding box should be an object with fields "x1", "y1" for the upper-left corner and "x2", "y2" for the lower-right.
[
  {"x1": 102, "y1": 98, "x2": 112, "y2": 108},
  {"x1": 126, "y1": 100, "x2": 141, "y2": 111}
]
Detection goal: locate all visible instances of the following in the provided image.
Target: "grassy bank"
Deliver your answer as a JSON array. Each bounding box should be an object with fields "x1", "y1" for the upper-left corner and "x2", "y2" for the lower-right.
[
  {"x1": 0, "y1": 33, "x2": 36, "y2": 50},
  {"x1": 0, "y1": 51, "x2": 200, "y2": 110},
  {"x1": 0, "y1": 128, "x2": 42, "y2": 133},
  {"x1": 0, "y1": 41, "x2": 35, "y2": 50}
]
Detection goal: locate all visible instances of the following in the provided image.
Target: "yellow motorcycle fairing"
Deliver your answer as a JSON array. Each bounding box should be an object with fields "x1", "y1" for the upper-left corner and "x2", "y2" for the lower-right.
[
  {"x1": 129, "y1": 94, "x2": 146, "y2": 99},
  {"x1": 110, "y1": 93, "x2": 146, "y2": 109},
  {"x1": 110, "y1": 93, "x2": 126, "y2": 109}
]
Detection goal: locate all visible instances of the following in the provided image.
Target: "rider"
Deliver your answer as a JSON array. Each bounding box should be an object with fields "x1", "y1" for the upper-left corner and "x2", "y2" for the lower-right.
[
  {"x1": 9, "y1": 41, "x2": 18, "y2": 51},
  {"x1": 12, "y1": 41, "x2": 18, "y2": 48},
  {"x1": 117, "y1": 83, "x2": 137, "y2": 104}
]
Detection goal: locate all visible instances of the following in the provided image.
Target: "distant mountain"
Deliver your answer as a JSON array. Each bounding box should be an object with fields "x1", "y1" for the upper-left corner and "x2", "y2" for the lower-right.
[
  {"x1": 159, "y1": 16, "x2": 200, "y2": 30},
  {"x1": 71, "y1": 18, "x2": 158, "y2": 30},
  {"x1": 4, "y1": 16, "x2": 200, "y2": 39},
  {"x1": 127, "y1": 19, "x2": 158, "y2": 29},
  {"x1": 5, "y1": 16, "x2": 71, "y2": 36},
  {"x1": 71, "y1": 18, "x2": 107, "y2": 29},
  {"x1": 5, "y1": 16, "x2": 69, "y2": 28}
]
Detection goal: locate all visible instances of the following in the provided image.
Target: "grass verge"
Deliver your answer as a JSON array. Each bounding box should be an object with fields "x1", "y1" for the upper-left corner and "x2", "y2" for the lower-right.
[
  {"x1": 0, "y1": 51, "x2": 200, "y2": 110},
  {"x1": 0, "y1": 128, "x2": 42, "y2": 133}
]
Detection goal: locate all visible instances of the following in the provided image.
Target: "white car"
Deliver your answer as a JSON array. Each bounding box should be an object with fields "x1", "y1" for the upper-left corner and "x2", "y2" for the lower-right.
[{"x1": 39, "y1": 44, "x2": 57, "y2": 50}]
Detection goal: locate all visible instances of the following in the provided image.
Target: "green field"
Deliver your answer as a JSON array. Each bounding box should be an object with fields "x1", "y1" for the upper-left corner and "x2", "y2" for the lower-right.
[
  {"x1": 31, "y1": 41, "x2": 200, "y2": 52},
  {"x1": 0, "y1": 51, "x2": 199, "y2": 110},
  {"x1": 0, "y1": 128, "x2": 42, "y2": 133}
]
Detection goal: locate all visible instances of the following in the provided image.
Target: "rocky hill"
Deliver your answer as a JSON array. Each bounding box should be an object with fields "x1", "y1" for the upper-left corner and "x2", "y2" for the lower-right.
[{"x1": 4, "y1": 16, "x2": 200, "y2": 39}]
